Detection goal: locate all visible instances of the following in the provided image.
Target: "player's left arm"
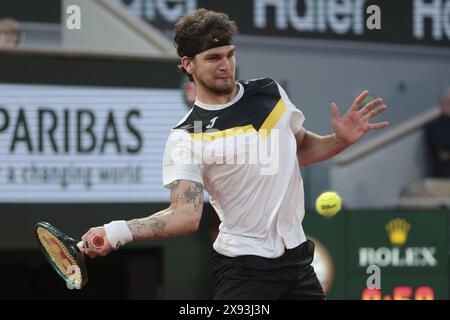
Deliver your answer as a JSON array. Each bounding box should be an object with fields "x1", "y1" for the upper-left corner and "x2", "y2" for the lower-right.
[{"x1": 296, "y1": 90, "x2": 389, "y2": 166}]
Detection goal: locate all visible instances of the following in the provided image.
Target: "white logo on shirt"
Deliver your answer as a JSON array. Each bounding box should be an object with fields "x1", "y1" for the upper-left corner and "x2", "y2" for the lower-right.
[{"x1": 206, "y1": 116, "x2": 219, "y2": 129}]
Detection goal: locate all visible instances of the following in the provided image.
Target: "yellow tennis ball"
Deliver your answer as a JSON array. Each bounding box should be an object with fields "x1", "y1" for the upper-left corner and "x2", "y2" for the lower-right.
[{"x1": 316, "y1": 191, "x2": 342, "y2": 217}]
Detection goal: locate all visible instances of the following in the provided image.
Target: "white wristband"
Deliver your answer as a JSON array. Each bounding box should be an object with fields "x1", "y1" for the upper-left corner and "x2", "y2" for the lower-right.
[{"x1": 104, "y1": 220, "x2": 133, "y2": 250}]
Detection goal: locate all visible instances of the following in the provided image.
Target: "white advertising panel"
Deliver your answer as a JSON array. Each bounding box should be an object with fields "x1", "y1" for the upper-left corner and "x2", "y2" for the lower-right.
[{"x1": 0, "y1": 84, "x2": 188, "y2": 202}]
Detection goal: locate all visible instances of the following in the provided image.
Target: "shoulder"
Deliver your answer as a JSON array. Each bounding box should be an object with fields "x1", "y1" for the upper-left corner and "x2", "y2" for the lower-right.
[
  {"x1": 239, "y1": 77, "x2": 281, "y2": 98},
  {"x1": 239, "y1": 77, "x2": 275, "y2": 88},
  {"x1": 171, "y1": 106, "x2": 211, "y2": 132},
  {"x1": 239, "y1": 77, "x2": 301, "y2": 114},
  {"x1": 166, "y1": 128, "x2": 191, "y2": 144}
]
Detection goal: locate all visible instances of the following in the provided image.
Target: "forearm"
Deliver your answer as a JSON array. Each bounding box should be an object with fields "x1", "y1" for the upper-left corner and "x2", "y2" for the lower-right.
[
  {"x1": 127, "y1": 206, "x2": 200, "y2": 241},
  {"x1": 297, "y1": 131, "x2": 348, "y2": 166}
]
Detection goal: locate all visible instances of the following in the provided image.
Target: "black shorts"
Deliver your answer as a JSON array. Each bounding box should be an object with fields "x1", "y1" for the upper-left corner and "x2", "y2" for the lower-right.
[{"x1": 212, "y1": 239, "x2": 326, "y2": 300}]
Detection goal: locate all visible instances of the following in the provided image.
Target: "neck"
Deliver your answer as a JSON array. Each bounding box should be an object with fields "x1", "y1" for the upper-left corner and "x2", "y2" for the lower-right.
[{"x1": 195, "y1": 82, "x2": 238, "y2": 105}]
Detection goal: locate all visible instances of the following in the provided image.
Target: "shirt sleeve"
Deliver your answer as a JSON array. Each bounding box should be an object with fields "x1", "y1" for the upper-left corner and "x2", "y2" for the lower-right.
[
  {"x1": 162, "y1": 129, "x2": 203, "y2": 188},
  {"x1": 276, "y1": 82, "x2": 306, "y2": 134}
]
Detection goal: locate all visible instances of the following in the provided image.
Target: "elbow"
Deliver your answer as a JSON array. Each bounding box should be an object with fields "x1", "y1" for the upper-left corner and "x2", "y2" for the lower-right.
[
  {"x1": 169, "y1": 198, "x2": 204, "y2": 235},
  {"x1": 179, "y1": 205, "x2": 203, "y2": 235},
  {"x1": 299, "y1": 159, "x2": 310, "y2": 167},
  {"x1": 185, "y1": 214, "x2": 201, "y2": 234},
  {"x1": 190, "y1": 218, "x2": 201, "y2": 233},
  {"x1": 298, "y1": 154, "x2": 312, "y2": 167}
]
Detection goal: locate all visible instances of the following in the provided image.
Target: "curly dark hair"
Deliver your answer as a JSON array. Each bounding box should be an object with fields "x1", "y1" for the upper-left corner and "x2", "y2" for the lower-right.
[{"x1": 173, "y1": 9, "x2": 238, "y2": 81}]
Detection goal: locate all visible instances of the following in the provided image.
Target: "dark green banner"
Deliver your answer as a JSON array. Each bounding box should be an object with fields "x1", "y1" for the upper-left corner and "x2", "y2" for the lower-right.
[
  {"x1": 304, "y1": 209, "x2": 448, "y2": 300},
  {"x1": 346, "y1": 210, "x2": 448, "y2": 300}
]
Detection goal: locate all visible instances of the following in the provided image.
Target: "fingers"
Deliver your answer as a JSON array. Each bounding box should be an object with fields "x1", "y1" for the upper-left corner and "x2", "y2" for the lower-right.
[
  {"x1": 330, "y1": 102, "x2": 340, "y2": 120},
  {"x1": 79, "y1": 230, "x2": 92, "y2": 254},
  {"x1": 369, "y1": 122, "x2": 390, "y2": 130},
  {"x1": 359, "y1": 98, "x2": 383, "y2": 115},
  {"x1": 81, "y1": 228, "x2": 94, "y2": 244},
  {"x1": 79, "y1": 227, "x2": 112, "y2": 258},
  {"x1": 365, "y1": 104, "x2": 387, "y2": 120},
  {"x1": 80, "y1": 233, "x2": 94, "y2": 257},
  {"x1": 351, "y1": 90, "x2": 369, "y2": 111},
  {"x1": 80, "y1": 228, "x2": 100, "y2": 257}
]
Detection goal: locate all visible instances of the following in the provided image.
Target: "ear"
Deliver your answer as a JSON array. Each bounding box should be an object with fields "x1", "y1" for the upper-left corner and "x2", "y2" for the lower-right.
[{"x1": 181, "y1": 56, "x2": 194, "y2": 77}]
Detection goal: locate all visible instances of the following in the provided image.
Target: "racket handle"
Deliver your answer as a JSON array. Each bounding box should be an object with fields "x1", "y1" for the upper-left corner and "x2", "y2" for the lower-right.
[{"x1": 92, "y1": 236, "x2": 105, "y2": 249}]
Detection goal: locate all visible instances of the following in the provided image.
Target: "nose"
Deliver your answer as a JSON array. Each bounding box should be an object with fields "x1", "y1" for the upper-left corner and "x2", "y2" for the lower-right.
[{"x1": 218, "y1": 56, "x2": 231, "y2": 72}]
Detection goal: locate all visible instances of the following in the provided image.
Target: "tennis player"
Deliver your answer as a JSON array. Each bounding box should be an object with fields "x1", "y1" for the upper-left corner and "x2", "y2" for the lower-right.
[{"x1": 81, "y1": 9, "x2": 388, "y2": 299}]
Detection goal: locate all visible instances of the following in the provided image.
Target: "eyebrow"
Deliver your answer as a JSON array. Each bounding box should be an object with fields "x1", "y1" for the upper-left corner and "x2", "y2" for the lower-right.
[{"x1": 204, "y1": 49, "x2": 236, "y2": 58}]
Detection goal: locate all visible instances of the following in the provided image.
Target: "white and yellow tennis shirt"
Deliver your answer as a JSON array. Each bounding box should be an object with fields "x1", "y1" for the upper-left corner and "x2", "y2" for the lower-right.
[{"x1": 163, "y1": 78, "x2": 306, "y2": 258}]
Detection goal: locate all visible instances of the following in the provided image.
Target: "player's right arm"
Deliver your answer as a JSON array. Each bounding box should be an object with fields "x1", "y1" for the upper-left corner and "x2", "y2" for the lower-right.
[
  {"x1": 81, "y1": 129, "x2": 204, "y2": 258},
  {"x1": 81, "y1": 179, "x2": 203, "y2": 257},
  {"x1": 127, "y1": 179, "x2": 203, "y2": 240}
]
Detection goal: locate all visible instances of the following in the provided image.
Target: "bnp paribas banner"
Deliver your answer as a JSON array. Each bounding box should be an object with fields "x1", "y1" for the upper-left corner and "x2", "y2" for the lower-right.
[
  {"x1": 0, "y1": 84, "x2": 188, "y2": 203},
  {"x1": 346, "y1": 211, "x2": 448, "y2": 300}
]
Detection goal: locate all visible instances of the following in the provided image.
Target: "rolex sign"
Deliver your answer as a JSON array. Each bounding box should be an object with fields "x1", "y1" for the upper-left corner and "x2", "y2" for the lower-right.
[{"x1": 346, "y1": 211, "x2": 448, "y2": 300}]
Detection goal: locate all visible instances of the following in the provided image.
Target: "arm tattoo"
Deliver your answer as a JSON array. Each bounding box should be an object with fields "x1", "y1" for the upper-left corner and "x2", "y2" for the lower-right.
[
  {"x1": 128, "y1": 217, "x2": 167, "y2": 239},
  {"x1": 171, "y1": 180, "x2": 203, "y2": 212},
  {"x1": 128, "y1": 220, "x2": 146, "y2": 239},
  {"x1": 150, "y1": 217, "x2": 166, "y2": 236},
  {"x1": 183, "y1": 182, "x2": 203, "y2": 211}
]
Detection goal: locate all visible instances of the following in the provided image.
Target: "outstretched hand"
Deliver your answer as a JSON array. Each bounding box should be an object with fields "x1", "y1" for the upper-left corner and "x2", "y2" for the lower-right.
[{"x1": 331, "y1": 90, "x2": 389, "y2": 147}]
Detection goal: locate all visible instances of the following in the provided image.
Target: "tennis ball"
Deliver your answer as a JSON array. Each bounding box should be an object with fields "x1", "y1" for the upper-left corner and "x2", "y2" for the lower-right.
[{"x1": 315, "y1": 191, "x2": 342, "y2": 217}]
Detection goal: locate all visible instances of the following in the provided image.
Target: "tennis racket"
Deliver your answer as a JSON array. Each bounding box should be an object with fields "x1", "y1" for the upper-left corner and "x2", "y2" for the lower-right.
[{"x1": 34, "y1": 221, "x2": 105, "y2": 289}]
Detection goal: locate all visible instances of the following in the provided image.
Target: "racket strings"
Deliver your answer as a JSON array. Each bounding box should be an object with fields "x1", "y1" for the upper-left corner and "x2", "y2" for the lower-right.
[{"x1": 36, "y1": 227, "x2": 82, "y2": 285}]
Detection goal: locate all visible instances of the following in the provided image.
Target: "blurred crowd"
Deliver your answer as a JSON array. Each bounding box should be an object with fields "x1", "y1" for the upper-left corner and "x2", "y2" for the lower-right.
[
  {"x1": 425, "y1": 88, "x2": 450, "y2": 179},
  {"x1": 0, "y1": 18, "x2": 21, "y2": 48}
]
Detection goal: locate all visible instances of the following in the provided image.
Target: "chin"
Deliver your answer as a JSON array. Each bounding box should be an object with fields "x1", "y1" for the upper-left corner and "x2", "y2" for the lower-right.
[{"x1": 215, "y1": 80, "x2": 235, "y2": 93}]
